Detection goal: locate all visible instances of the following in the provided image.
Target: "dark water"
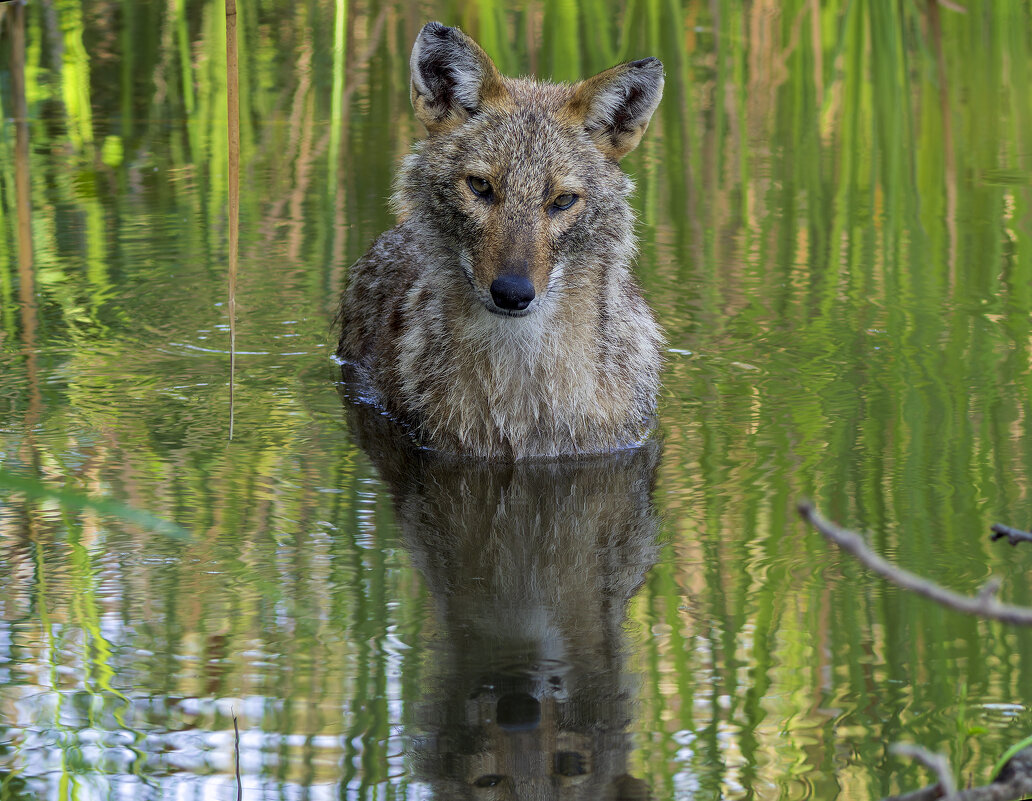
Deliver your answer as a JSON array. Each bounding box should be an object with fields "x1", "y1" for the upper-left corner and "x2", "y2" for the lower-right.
[{"x1": 2, "y1": 1, "x2": 1032, "y2": 799}]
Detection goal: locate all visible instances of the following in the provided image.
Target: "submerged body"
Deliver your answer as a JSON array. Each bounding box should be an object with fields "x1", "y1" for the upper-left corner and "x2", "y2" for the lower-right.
[{"x1": 337, "y1": 23, "x2": 665, "y2": 459}]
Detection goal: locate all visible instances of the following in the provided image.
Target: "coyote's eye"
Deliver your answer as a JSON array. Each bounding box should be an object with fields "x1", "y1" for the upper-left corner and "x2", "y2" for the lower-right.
[
  {"x1": 472, "y1": 774, "x2": 504, "y2": 787},
  {"x1": 552, "y1": 193, "x2": 578, "y2": 210},
  {"x1": 467, "y1": 176, "x2": 493, "y2": 198}
]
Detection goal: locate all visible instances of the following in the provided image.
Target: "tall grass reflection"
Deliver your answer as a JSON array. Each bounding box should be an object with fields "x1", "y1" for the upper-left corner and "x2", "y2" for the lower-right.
[{"x1": 1, "y1": 0, "x2": 1032, "y2": 797}]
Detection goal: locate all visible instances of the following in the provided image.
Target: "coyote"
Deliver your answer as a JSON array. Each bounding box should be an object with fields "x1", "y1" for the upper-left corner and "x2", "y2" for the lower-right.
[{"x1": 337, "y1": 22, "x2": 665, "y2": 459}]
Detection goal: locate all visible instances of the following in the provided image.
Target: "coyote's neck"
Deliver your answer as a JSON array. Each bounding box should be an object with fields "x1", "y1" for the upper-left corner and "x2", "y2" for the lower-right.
[{"x1": 393, "y1": 268, "x2": 641, "y2": 459}]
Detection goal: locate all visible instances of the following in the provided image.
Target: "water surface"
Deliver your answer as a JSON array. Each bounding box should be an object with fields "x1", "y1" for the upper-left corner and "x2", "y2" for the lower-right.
[{"x1": 2, "y1": 1, "x2": 1032, "y2": 799}]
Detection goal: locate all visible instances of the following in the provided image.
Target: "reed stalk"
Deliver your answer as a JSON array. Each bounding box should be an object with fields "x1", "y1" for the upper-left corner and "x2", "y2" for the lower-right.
[
  {"x1": 328, "y1": 0, "x2": 347, "y2": 208},
  {"x1": 234, "y1": 713, "x2": 242, "y2": 799},
  {"x1": 11, "y1": 0, "x2": 41, "y2": 472}
]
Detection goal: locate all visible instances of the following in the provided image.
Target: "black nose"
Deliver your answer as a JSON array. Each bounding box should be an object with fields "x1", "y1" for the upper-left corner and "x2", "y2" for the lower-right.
[
  {"x1": 496, "y1": 693, "x2": 541, "y2": 732},
  {"x1": 490, "y1": 275, "x2": 535, "y2": 311}
]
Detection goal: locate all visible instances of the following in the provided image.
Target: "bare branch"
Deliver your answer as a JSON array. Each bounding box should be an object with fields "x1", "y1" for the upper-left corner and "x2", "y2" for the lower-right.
[
  {"x1": 797, "y1": 503, "x2": 1032, "y2": 625},
  {"x1": 799, "y1": 504, "x2": 1032, "y2": 800},
  {"x1": 990, "y1": 523, "x2": 1032, "y2": 547},
  {"x1": 881, "y1": 746, "x2": 1032, "y2": 801},
  {"x1": 890, "y1": 744, "x2": 956, "y2": 798}
]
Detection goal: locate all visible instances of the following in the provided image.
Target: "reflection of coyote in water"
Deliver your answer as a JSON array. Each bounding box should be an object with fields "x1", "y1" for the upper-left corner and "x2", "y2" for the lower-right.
[{"x1": 354, "y1": 415, "x2": 660, "y2": 798}]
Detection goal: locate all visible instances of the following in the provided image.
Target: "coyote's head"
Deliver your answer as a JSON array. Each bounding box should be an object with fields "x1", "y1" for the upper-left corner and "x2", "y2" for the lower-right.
[{"x1": 395, "y1": 22, "x2": 664, "y2": 319}]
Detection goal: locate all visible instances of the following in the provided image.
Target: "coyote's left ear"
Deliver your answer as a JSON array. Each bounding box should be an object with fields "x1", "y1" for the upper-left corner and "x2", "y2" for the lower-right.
[
  {"x1": 567, "y1": 58, "x2": 664, "y2": 160},
  {"x1": 409, "y1": 22, "x2": 505, "y2": 134}
]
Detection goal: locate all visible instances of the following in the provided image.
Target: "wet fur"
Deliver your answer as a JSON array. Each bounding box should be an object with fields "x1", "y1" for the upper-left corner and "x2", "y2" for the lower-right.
[{"x1": 337, "y1": 23, "x2": 664, "y2": 460}]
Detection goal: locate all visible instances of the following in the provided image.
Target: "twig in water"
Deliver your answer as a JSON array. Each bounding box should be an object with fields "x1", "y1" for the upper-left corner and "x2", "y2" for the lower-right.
[
  {"x1": 890, "y1": 743, "x2": 957, "y2": 799},
  {"x1": 798, "y1": 508, "x2": 1032, "y2": 800},
  {"x1": 881, "y1": 745, "x2": 1032, "y2": 801},
  {"x1": 796, "y1": 503, "x2": 1032, "y2": 625},
  {"x1": 234, "y1": 712, "x2": 242, "y2": 800},
  {"x1": 989, "y1": 523, "x2": 1032, "y2": 547}
]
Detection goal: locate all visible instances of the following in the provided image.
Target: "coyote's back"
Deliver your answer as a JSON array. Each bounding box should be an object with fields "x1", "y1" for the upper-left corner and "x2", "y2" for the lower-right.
[{"x1": 337, "y1": 22, "x2": 665, "y2": 460}]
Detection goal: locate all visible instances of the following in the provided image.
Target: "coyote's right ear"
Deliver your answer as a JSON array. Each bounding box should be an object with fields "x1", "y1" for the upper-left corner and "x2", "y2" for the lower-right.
[{"x1": 409, "y1": 22, "x2": 505, "y2": 134}]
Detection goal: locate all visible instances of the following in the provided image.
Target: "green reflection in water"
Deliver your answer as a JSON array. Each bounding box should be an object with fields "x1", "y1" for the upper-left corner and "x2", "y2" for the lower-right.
[{"x1": 1, "y1": 0, "x2": 1032, "y2": 798}]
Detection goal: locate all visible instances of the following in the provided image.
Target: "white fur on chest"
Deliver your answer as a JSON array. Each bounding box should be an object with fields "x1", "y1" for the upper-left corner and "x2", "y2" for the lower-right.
[
  {"x1": 472, "y1": 311, "x2": 599, "y2": 427},
  {"x1": 396, "y1": 290, "x2": 610, "y2": 450}
]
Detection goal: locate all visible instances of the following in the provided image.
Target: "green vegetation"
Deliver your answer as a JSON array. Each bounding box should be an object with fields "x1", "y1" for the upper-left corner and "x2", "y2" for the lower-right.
[
  {"x1": 1, "y1": 1, "x2": 1031, "y2": 798},
  {"x1": 0, "y1": 469, "x2": 188, "y2": 539}
]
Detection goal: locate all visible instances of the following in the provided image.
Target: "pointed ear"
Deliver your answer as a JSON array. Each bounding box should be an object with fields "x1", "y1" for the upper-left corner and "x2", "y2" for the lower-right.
[
  {"x1": 567, "y1": 57, "x2": 664, "y2": 160},
  {"x1": 409, "y1": 22, "x2": 506, "y2": 135}
]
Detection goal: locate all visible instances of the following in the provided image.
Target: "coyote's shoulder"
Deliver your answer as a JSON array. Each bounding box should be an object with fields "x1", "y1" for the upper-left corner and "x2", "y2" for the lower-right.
[{"x1": 337, "y1": 22, "x2": 665, "y2": 460}]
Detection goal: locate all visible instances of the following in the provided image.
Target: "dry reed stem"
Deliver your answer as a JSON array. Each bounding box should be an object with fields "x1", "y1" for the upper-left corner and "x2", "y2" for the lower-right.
[{"x1": 233, "y1": 712, "x2": 242, "y2": 800}]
